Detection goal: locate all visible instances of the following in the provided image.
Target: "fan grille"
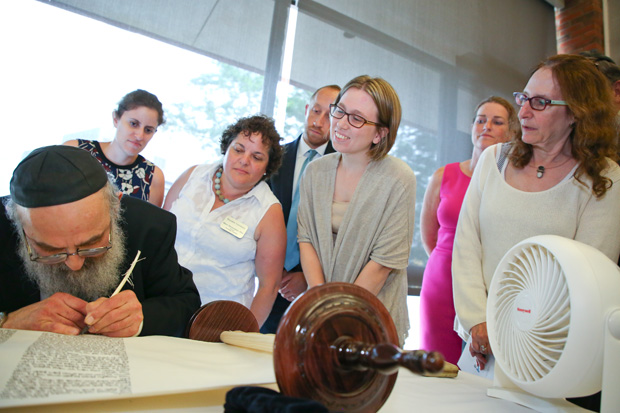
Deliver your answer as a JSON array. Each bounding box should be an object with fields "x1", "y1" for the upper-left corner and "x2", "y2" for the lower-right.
[{"x1": 492, "y1": 244, "x2": 570, "y2": 383}]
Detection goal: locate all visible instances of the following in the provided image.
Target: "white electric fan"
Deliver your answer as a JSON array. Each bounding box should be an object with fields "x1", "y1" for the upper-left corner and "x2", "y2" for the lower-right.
[{"x1": 486, "y1": 235, "x2": 620, "y2": 412}]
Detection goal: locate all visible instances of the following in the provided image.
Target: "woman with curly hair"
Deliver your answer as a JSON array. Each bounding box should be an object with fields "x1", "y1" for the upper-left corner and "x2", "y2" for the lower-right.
[
  {"x1": 452, "y1": 54, "x2": 620, "y2": 370},
  {"x1": 164, "y1": 115, "x2": 285, "y2": 327}
]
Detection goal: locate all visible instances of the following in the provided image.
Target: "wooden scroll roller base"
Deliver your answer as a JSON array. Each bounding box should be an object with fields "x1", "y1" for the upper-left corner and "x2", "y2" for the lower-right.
[
  {"x1": 187, "y1": 283, "x2": 445, "y2": 413},
  {"x1": 186, "y1": 300, "x2": 259, "y2": 342}
]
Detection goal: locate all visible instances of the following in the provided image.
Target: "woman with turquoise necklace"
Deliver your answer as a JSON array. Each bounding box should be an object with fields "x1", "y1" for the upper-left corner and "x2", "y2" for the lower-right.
[{"x1": 164, "y1": 115, "x2": 285, "y2": 327}]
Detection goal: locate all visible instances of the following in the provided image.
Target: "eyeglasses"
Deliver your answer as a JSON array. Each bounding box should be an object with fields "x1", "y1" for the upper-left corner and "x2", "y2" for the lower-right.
[
  {"x1": 513, "y1": 92, "x2": 568, "y2": 111},
  {"x1": 329, "y1": 104, "x2": 385, "y2": 129},
  {"x1": 23, "y1": 230, "x2": 112, "y2": 264}
]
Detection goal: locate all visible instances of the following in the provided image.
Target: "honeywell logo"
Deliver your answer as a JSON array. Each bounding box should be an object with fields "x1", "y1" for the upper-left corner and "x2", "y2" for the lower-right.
[{"x1": 517, "y1": 307, "x2": 531, "y2": 313}]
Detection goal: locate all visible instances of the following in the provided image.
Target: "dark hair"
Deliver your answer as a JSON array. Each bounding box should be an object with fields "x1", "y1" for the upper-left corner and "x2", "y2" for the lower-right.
[
  {"x1": 579, "y1": 50, "x2": 620, "y2": 85},
  {"x1": 114, "y1": 89, "x2": 165, "y2": 126},
  {"x1": 473, "y1": 96, "x2": 521, "y2": 140},
  {"x1": 509, "y1": 54, "x2": 617, "y2": 198},
  {"x1": 220, "y1": 115, "x2": 283, "y2": 180},
  {"x1": 334, "y1": 75, "x2": 401, "y2": 161}
]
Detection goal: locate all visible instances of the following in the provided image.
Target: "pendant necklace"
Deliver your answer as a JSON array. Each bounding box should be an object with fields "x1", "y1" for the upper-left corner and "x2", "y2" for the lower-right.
[
  {"x1": 533, "y1": 157, "x2": 573, "y2": 179},
  {"x1": 535, "y1": 166, "x2": 544, "y2": 178},
  {"x1": 214, "y1": 167, "x2": 230, "y2": 203}
]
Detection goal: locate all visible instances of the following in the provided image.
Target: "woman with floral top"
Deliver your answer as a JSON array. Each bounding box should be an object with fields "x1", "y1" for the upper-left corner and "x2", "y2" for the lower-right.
[{"x1": 64, "y1": 89, "x2": 166, "y2": 207}]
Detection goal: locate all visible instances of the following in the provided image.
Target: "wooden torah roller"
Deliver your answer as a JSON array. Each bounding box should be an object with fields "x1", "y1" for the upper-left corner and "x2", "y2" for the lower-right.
[
  {"x1": 185, "y1": 300, "x2": 259, "y2": 342},
  {"x1": 274, "y1": 283, "x2": 444, "y2": 412},
  {"x1": 186, "y1": 283, "x2": 445, "y2": 412}
]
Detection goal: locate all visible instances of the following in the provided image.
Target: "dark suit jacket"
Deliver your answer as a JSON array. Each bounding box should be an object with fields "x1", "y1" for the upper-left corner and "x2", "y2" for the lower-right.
[
  {"x1": 0, "y1": 196, "x2": 201, "y2": 337},
  {"x1": 261, "y1": 135, "x2": 335, "y2": 333}
]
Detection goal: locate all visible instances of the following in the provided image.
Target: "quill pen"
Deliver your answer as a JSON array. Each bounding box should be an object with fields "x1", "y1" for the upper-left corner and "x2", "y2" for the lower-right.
[{"x1": 79, "y1": 250, "x2": 143, "y2": 335}]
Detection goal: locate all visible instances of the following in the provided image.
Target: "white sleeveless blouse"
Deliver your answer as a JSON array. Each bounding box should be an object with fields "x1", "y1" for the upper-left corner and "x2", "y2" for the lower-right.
[{"x1": 169, "y1": 162, "x2": 279, "y2": 307}]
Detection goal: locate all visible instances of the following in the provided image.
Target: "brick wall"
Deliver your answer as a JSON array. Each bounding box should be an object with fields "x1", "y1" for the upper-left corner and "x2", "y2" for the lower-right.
[{"x1": 555, "y1": 0, "x2": 604, "y2": 54}]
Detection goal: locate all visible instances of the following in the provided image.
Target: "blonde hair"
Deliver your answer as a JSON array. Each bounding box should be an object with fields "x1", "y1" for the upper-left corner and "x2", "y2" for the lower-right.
[
  {"x1": 334, "y1": 75, "x2": 402, "y2": 161},
  {"x1": 473, "y1": 96, "x2": 520, "y2": 140}
]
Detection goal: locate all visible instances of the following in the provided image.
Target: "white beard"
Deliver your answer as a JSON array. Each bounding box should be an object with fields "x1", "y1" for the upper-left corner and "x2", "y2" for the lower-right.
[{"x1": 18, "y1": 221, "x2": 127, "y2": 302}]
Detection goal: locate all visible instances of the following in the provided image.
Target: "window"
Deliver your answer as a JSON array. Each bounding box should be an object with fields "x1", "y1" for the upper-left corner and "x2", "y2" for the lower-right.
[
  {"x1": 1, "y1": 0, "x2": 556, "y2": 270},
  {"x1": 2, "y1": 0, "x2": 556, "y2": 350}
]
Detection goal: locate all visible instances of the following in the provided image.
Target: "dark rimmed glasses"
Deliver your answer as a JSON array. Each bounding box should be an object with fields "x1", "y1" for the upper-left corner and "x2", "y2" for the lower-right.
[
  {"x1": 513, "y1": 92, "x2": 567, "y2": 111},
  {"x1": 23, "y1": 230, "x2": 112, "y2": 264},
  {"x1": 329, "y1": 104, "x2": 386, "y2": 128}
]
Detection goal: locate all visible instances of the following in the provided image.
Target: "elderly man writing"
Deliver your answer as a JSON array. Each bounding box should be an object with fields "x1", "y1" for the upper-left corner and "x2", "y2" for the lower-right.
[{"x1": 0, "y1": 145, "x2": 200, "y2": 337}]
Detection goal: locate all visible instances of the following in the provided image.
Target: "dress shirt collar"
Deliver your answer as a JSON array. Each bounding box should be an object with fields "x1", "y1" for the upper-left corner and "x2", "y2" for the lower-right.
[{"x1": 298, "y1": 134, "x2": 328, "y2": 158}]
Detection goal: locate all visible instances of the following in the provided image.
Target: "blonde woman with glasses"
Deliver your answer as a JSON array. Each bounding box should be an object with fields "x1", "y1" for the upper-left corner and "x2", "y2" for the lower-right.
[{"x1": 297, "y1": 75, "x2": 416, "y2": 346}]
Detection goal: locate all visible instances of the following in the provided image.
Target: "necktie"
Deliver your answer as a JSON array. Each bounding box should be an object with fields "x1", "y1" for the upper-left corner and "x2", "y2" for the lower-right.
[{"x1": 284, "y1": 149, "x2": 317, "y2": 271}]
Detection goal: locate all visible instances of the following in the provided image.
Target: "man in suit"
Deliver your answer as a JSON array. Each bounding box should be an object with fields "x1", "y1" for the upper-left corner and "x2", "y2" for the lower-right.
[
  {"x1": 261, "y1": 85, "x2": 340, "y2": 333},
  {"x1": 0, "y1": 145, "x2": 200, "y2": 337}
]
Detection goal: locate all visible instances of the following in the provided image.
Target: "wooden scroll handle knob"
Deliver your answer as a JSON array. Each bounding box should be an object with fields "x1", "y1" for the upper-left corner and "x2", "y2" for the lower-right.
[{"x1": 333, "y1": 337, "x2": 445, "y2": 376}]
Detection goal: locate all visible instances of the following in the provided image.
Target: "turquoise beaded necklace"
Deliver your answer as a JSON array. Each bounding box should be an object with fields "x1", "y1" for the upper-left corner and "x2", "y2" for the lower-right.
[{"x1": 214, "y1": 167, "x2": 230, "y2": 203}]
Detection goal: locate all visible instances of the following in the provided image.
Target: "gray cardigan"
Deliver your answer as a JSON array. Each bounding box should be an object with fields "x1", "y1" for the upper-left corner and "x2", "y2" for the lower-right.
[{"x1": 297, "y1": 153, "x2": 417, "y2": 344}]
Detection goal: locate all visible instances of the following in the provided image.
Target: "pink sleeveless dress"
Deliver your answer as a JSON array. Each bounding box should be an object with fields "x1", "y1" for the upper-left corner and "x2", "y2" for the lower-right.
[{"x1": 419, "y1": 162, "x2": 470, "y2": 364}]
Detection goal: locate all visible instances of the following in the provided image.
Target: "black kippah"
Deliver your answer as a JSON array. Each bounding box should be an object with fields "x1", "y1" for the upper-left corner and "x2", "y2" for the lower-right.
[{"x1": 10, "y1": 145, "x2": 109, "y2": 208}]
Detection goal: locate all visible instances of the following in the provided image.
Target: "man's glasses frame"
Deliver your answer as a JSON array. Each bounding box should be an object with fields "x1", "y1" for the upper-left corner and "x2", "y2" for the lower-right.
[
  {"x1": 329, "y1": 104, "x2": 386, "y2": 129},
  {"x1": 513, "y1": 92, "x2": 568, "y2": 111},
  {"x1": 23, "y1": 230, "x2": 112, "y2": 264}
]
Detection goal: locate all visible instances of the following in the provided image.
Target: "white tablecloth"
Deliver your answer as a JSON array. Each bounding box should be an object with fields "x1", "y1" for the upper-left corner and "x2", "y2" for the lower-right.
[
  {"x1": 3, "y1": 370, "x2": 533, "y2": 412},
  {"x1": 0, "y1": 330, "x2": 533, "y2": 412}
]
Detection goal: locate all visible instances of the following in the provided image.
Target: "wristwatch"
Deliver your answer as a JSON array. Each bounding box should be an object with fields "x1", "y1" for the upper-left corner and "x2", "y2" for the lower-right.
[{"x1": 0, "y1": 312, "x2": 7, "y2": 328}]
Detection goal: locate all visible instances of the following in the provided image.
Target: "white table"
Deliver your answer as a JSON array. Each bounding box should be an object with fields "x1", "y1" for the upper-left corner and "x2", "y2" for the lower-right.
[
  {"x1": 2, "y1": 369, "x2": 532, "y2": 412},
  {"x1": 0, "y1": 330, "x2": 532, "y2": 412}
]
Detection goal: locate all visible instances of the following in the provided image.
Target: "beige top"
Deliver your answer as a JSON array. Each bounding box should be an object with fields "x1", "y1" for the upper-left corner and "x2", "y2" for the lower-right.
[
  {"x1": 453, "y1": 143, "x2": 620, "y2": 341},
  {"x1": 331, "y1": 200, "x2": 349, "y2": 235}
]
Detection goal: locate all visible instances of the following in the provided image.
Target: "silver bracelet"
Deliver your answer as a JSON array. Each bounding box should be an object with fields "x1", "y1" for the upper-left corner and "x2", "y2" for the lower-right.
[{"x1": 0, "y1": 312, "x2": 7, "y2": 328}]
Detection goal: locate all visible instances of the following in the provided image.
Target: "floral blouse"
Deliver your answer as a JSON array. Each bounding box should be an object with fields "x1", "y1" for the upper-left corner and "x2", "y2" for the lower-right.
[{"x1": 77, "y1": 139, "x2": 156, "y2": 202}]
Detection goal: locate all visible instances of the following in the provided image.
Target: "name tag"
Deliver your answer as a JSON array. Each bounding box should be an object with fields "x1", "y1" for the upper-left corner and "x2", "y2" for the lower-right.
[{"x1": 220, "y1": 216, "x2": 248, "y2": 239}]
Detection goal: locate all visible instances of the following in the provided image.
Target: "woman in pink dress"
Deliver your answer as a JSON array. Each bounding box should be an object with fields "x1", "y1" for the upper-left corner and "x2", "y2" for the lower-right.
[{"x1": 419, "y1": 96, "x2": 519, "y2": 364}]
